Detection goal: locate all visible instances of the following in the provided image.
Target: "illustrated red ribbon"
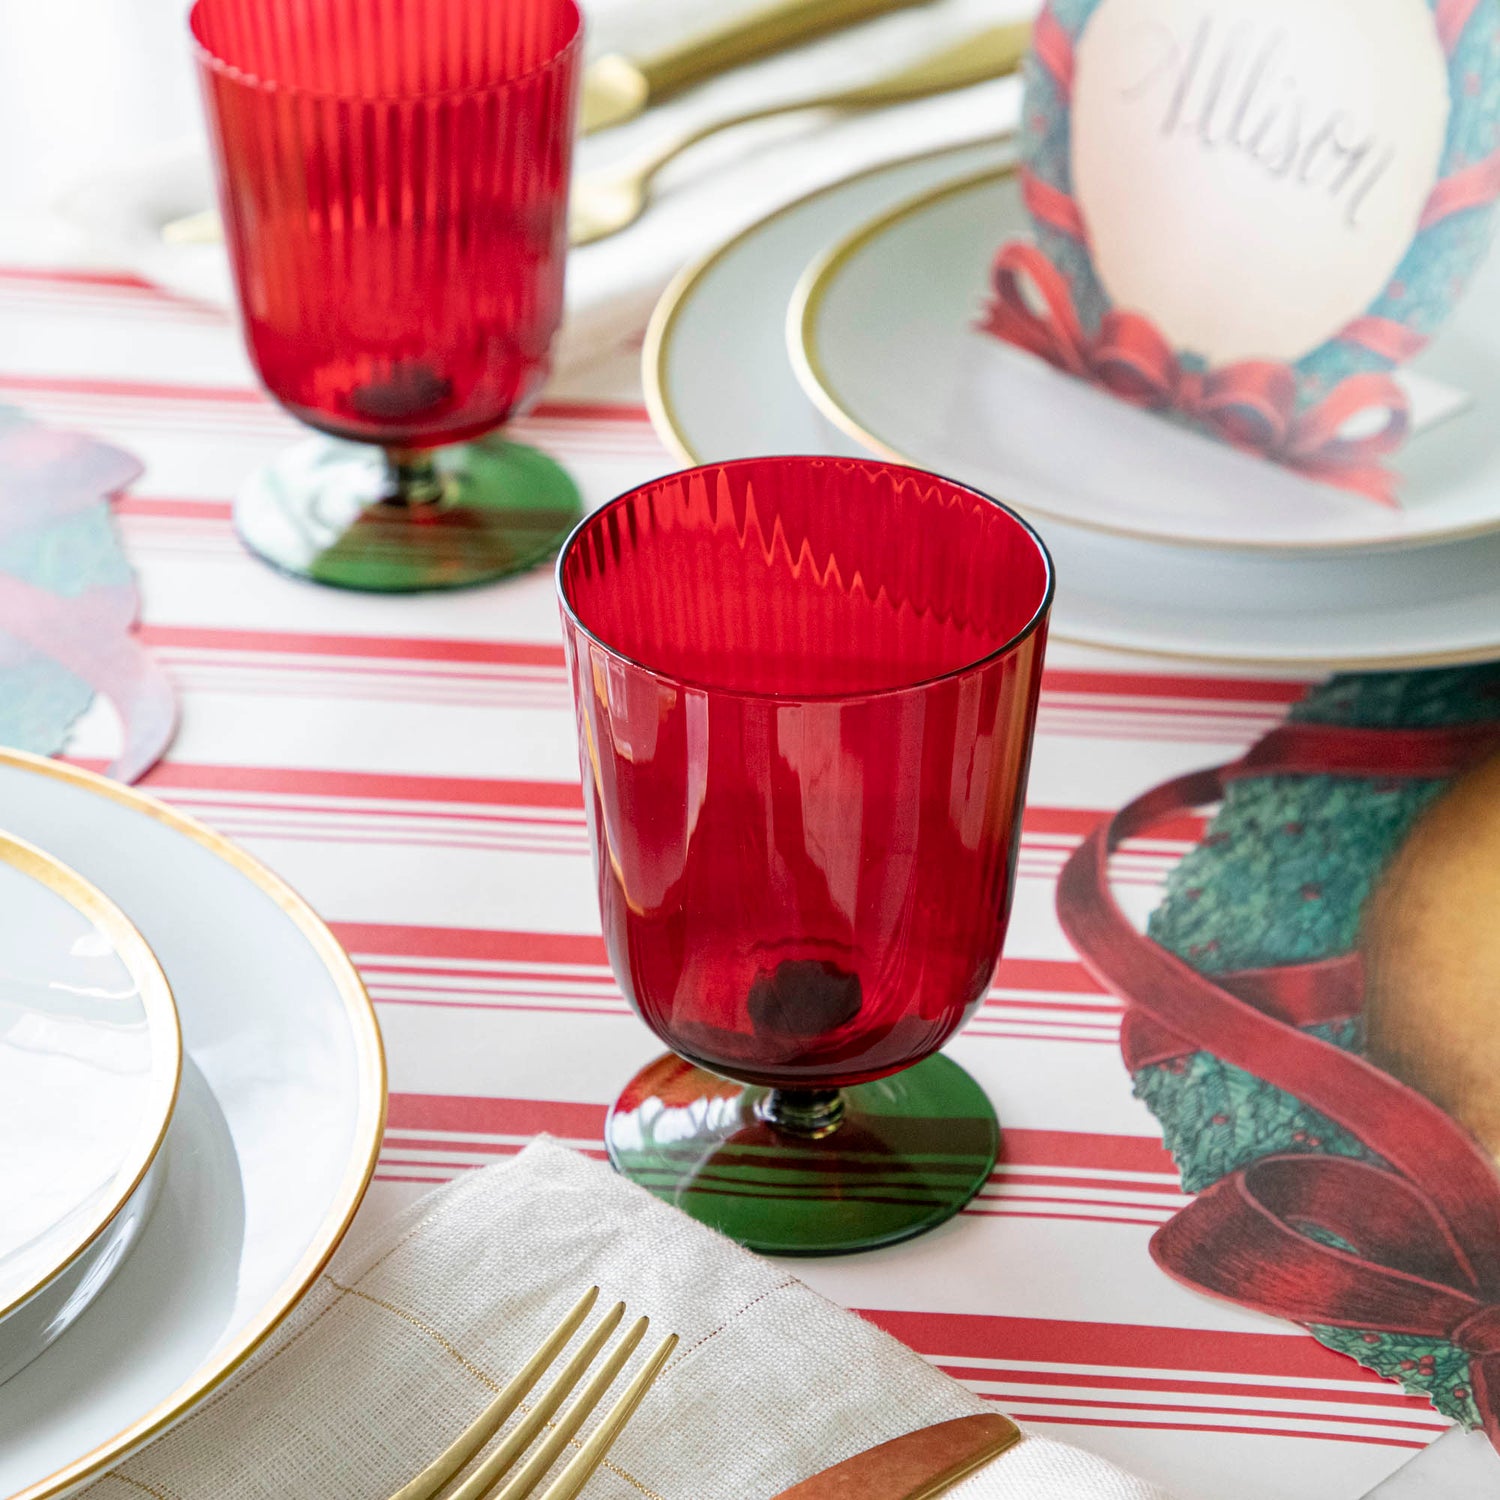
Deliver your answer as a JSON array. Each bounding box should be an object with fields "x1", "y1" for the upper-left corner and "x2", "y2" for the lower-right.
[
  {"x1": 980, "y1": 242, "x2": 1411, "y2": 507},
  {"x1": 1158, "y1": 1153, "x2": 1500, "y2": 1441},
  {"x1": 1056, "y1": 718, "x2": 1500, "y2": 1447}
]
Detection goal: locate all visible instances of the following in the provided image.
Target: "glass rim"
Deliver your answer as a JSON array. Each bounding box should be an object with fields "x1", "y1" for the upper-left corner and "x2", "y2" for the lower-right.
[
  {"x1": 188, "y1": 0, "x2": 583, "y2": 105},
  {"x1": 555, "y1": 455, "x2": 1056, "y2": 706}
]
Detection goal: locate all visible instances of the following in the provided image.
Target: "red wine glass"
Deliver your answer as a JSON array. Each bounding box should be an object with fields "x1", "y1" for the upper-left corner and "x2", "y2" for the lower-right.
[
  {"x1": 191, "y1": 0, "x2": 583, "y2": 591},
  {"x1": 557, "y1": 457, "x2": 1053, "y2": 1253}
]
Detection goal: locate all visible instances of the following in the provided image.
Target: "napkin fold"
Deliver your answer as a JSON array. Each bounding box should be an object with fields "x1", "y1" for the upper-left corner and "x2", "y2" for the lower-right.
[
  {"x1": 87, "y1": 1141, "x2": 1169, "y2": 1500},
  {"x1": 559, "y1": 0, "x2": 1028, "y2": 372}
]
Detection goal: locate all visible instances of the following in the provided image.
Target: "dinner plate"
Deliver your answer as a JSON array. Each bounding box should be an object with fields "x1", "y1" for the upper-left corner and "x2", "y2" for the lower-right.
[
  {"x1": 0, "y1": 751, "x2": 385, "y2": 1500},
  {"x1": 644, "y1": 148, "x2": 1500, "y2": 668},
  {"x1": 789, "y1": 165, "x2": 1500, "y2": 554},
  {"x1": 0, "y1": 834, "x2": 179, "y2": 1389}
]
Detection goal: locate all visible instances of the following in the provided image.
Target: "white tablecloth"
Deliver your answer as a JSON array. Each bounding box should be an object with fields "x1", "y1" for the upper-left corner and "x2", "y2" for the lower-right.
[{"x1": 0, "y1": 3, "x2": 1450, "y2": 1497}]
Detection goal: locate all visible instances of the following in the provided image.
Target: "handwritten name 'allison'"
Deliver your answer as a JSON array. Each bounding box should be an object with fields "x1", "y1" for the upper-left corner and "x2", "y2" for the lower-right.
[{"x1": 1121, "y1": 17, "x2": 1399, "y2": 228}]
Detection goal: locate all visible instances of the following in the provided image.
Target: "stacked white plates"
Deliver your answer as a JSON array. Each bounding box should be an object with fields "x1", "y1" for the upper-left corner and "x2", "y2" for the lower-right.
[
  {"x1": 643, "y1": 139, "x2": 1500, "y2": 668},
  {"x1": 0, "y1": 752, "x2": 384, "y2": 1500},
  {"x1": 0, "y1": 833, "x2": 180, "y2": 1388}
]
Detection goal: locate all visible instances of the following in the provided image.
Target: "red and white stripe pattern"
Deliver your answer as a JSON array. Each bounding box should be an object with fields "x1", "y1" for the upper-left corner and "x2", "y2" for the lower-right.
[
  {"x1": 375, "y1": 1091, "x2": 1191, "y2": 1228},
  {"x1": 335, "y1": 924, "x2": 1130, "y2": 1049},
  {"x1": 876, "y1": 1309, "x2": 1450, "y2": 1451},
  {"x1": 121, "y1": 759, "x2": 1189, "y2": 889},
  {"x1": 11, "y1": 263, "x2": 1434, "y2": 1497}
]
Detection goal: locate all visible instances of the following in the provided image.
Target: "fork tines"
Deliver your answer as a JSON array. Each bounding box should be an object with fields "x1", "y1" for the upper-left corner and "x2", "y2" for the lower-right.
[{"x1": 389, "y1": 1287, "x2": 677, "y2": 1500}]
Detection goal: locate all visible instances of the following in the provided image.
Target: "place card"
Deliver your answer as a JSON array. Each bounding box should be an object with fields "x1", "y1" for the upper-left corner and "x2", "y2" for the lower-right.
[{"x1": 987, "y1": 0, "x2": 1500, "y2": 505}]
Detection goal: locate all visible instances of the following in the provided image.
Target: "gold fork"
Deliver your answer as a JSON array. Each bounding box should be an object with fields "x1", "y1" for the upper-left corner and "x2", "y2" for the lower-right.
[{"x1": 387, "y1": 1286, "x2": 677, "y2": 1500}]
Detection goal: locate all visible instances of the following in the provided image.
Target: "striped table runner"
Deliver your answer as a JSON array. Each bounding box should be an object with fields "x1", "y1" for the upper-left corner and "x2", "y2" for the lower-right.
[{"x1": 5, "y1": 262, "x2": 1443, "y2": 1500}]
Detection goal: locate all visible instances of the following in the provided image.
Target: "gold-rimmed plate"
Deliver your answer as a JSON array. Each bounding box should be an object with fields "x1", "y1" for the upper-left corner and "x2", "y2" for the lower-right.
[
  {"x1": 645, "y1": 144, "x2": 1500, "y2": 668},
  {"x1": 788, "y1": 164, "x2": 1500, "y2": 554},
  {"x1": 0, "y1": 752, "x2": 385, "y2": 1500},
  {"x1": 0, "y1": 833, "x2": 180, "y2": 1387}
]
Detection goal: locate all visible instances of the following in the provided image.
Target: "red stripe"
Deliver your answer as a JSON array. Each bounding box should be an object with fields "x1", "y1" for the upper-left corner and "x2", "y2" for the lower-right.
[
  {"x1": 387, "y1": 1093, "x2": 605, "y2": 1138},
  {"x1": 1021, "y1": 169, "x2": 1088, "y2": 240},
  {"x1": 135, "y1": 624, "x2": 567, "y2": 668},
  {"x1": 1420, "y1": 148, "x2": 1500, "y2": 229},
  {"x1": 0, "y1": 372, "x2": 266, "y2": 405},
  {"x1": 1335, "y1": 316, "x2": 1428, "y2": 363},
  {"x1": 0, "y1": 266, "x2": 162, "y2": 292},
  {"x1": 115, "y1": 497, "x2": 235, "y2": 521},
  {"x1": 528, "y1": 400, "x2": 651, "y2": 425},
  {"x1": 1435, "y1": 0, "x2": 1481, "y2": 50},
  {"x1": 998, "y1": 1129, "x2": 1174, "y2": 1174},
  {"x1": 0, "y1": 370, "x2": 649, "y2": 424},
  {"x1": 862, "y1": 1308, "x2": 1396, "y2": 1384},
  {"x1": 994, "y1": 959, "x2": 1108, "y2": 994},
  {"x1": 1031, "y1": 6, "x2": 1075, "y2": 98},
  {"x1": 336, "y1": 922, "x2": 607, "y2": 964},
  {"x1": 133, "y1": 761, "x2": 584, "y2": 808},
  {"x1": 1025, "y1": 806, "x2": 1203, "y2": 841}
]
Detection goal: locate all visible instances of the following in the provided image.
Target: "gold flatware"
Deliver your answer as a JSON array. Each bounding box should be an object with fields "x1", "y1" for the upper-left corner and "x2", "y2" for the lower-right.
[
  {"x1": 387, "y1": 1286, "x2": 677, "y2": 1500},
  {"x1": 768, "y1": 1414, "x2": 1022, "y2": 1500},
  {"x1": 581, "y1": 0, "x2": 938, "y2": 135},
  {"x1": 568, "y1": 20, "x2": 1030, "y2": 246},
  {"x1": 160, "y1": 209, "x2": 220, "y2": 246}
]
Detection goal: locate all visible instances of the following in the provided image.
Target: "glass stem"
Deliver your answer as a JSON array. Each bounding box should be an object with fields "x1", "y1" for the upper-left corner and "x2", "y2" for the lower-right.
[
  {"x1": 758, "y1": 1087, "x2": 846, "y2": 1139},
  {"x1": 382, "y1": 446, "x2": 446, "y2": 507}
]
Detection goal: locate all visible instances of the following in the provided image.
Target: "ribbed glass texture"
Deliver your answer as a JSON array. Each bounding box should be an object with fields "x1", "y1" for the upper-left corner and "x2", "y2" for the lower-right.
[
  {"x1": 558, "y1": 457, "x2": 1053, "y2": 1089},
  {"x1": 191, "y1": 0, "x2": 582, "y2": 448}
]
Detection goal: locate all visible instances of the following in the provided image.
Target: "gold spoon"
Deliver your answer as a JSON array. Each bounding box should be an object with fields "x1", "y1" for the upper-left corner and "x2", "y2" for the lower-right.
[
  {"x1": 161, "y1": 21, "x2": 1030, "y2": 252},
  {"x1": 569, "y1": 20, "x2": 1029, "y2": 245}
]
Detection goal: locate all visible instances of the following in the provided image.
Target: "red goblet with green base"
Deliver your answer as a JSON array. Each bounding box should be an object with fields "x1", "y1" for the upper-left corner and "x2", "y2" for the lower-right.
[
  {"x1": 557, "y1": 456, "x2": 1053, "y2": 1254},
  {"x1": 191, "y1": 0, "x2": 583, "y2": 591}
]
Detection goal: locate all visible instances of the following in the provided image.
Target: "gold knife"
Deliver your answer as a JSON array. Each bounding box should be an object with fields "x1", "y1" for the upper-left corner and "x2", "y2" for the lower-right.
[
  {"x1": 582, "y1": 0, "x2": 938, "y2": 134},
  {"x1": 768, "y1": 1414, "x2": 1021, "y2": 1500}
]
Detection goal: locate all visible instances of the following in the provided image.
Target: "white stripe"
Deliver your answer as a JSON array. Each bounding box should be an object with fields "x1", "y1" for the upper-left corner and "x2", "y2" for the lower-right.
[{"x1": 928, "y1": 1355, "x2": 1413, "y2": 1396}]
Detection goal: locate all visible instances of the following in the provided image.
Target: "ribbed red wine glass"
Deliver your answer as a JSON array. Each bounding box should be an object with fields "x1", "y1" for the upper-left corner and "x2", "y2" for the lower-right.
[
  {"x1": 192, "y1": 0, "x2": 583, "y2": 590},
  {"x1": 557, "y1": 456, "x2": 1053, "y2": 1253}
]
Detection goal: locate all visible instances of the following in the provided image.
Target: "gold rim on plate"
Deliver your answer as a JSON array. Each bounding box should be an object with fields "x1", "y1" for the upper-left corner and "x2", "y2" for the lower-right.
[
  {"x1": 0, "y1": 749, "x2": 387, "y2": 1500},
  {"x1": 0, "y1": 832, "x2": 182, "y2": 1328},
  {"x1": 642, "y1": 136, "x2": 1015, "y2": 467},
  {"x1": 642, "y1": 156, "x2": 1500, "y2": 669},
  {"x1": 787, "y1": 163, "x2": 1500, "y2": 558}
]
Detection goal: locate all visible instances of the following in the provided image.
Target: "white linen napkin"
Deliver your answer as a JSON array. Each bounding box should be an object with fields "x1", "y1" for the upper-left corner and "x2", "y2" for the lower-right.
[
  {"x1": 559, "y1": 0, "x2": 1030, "y2": 371},
  {"x1": 84, "y1": 1140, "x2": 1170, "y2": 1500}
]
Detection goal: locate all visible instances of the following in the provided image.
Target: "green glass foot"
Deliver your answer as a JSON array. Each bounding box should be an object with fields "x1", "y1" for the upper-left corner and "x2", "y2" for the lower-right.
[
  {"x1": 607, "y1": 1052, "x2": 1000, "y2": 1256},
  {"x1": 235, "y1": 435, "x2": 583, "y2": 591}
]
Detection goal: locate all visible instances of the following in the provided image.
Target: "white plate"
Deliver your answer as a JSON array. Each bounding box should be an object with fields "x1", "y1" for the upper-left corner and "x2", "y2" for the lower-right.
[
  {"x1": 789, "y1": 165, "x2": 1500, "y2": 554},
  {"x1": 644, "y1": 148, "x2": 1500, "y2": 668},
  {"x1": 0, "y1": 834, "x2": 179, "y2": 1388},
  {"x1": 0, "y1": 752, "x2": 385, "y2": 1500}
]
